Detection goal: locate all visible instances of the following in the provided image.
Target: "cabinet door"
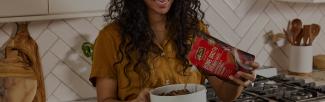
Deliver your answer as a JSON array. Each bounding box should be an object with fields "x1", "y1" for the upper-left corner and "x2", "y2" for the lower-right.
[
  {"x1": 49, "y1": 0, "x2": 110, "y2": 14},
  {"x1": 0, "y1": 0, "x2": 48, "y2": 17}
]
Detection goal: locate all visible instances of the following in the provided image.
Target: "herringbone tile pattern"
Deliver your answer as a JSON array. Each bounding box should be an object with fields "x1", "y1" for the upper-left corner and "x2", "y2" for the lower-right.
[{"x1": 0, "y1": 0, "x2": 325, "y2": 101}]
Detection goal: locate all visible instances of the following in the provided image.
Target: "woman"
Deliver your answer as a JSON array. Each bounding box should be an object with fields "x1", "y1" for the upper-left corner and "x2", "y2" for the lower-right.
[{"x1": 89, "y1": 0, "x2": 259, "y2": 102}]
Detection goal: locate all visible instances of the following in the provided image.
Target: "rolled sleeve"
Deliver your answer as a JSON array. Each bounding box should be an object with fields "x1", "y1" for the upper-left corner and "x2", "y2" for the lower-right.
[{"x1": 89, "y1": 29, "x2": 118, "y2": 87}]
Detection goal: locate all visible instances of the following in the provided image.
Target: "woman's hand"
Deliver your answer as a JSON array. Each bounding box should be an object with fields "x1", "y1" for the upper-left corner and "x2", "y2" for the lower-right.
[
  {"x1": 206, "y1": 62, "x2": 259, "y2": 102},
  {"x1": 228, "y1": 62, "x2": 259, "y2": 87},
  {"x1": 130, "y1": 88, "x2": 151, "y2": 102}
]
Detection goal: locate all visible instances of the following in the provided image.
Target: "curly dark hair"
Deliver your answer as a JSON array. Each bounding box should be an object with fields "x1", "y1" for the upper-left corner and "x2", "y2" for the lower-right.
[{"x1": 105, "y1": 0, "x2": 205, "y2": 87}]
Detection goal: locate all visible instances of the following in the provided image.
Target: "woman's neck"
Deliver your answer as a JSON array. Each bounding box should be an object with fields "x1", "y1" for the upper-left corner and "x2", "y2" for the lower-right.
[{"x1": 148, "y1": 9, "x2": 168, "y2": 45}]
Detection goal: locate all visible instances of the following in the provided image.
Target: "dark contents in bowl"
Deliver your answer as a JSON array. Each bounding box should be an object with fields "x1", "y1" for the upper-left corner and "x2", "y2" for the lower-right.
[{"x1": 158, "y1": 89, "x2": 191, "y2": 96}]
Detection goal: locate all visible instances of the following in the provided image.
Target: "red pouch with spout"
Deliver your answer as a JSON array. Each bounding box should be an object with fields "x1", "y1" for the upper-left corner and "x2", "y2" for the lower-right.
[{"x1": 187, "y1": 32, "x2": 255, "y2": 79}]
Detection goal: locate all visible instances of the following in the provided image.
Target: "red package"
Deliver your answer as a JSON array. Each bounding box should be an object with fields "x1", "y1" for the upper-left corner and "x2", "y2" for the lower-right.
[{"x1": 187, "y1": 32, "x2": 255, "y2": 79}]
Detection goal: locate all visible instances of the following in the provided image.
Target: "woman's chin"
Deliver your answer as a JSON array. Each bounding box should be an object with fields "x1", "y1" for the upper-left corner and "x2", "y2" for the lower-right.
[{"x1": 153, "y1": 8, "x2": 170, "y2": 15}]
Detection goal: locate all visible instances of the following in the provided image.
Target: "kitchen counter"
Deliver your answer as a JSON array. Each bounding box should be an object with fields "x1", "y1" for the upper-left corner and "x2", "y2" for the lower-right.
[
  {"x1": 286, "y1": 70, "x2": 325, "y2": 86},
  {"x1": 75, "y1": 70, "x2": 325, "y2": 102}
]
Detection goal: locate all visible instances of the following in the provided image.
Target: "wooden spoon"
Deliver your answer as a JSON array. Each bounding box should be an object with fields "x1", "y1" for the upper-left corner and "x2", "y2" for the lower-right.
[
  {"x1": 284, "y1": 20, "x2": 294, "y2": 44},
  {"x1": 309, "y1": 24, "x2": 320, "y2": 45},
  {"x1": 291, "y1": 19, "x2": 303, "y2": 45},
  {"x1": 295, "y1": 25, "x2": 307, "y2": 46},
  {"x1": 303, "y1": 25, "x2": 311, "y2": 46}
]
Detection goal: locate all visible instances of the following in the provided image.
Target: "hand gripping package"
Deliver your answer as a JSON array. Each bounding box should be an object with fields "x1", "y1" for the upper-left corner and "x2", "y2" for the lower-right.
[{"x1": 187, "y1": 32, "x2": 255, "y2": 79}]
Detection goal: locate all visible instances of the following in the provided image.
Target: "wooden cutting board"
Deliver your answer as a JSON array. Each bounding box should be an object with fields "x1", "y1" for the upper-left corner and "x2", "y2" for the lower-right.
[{"x1": 0, "y1": 22, "x2": 45, "y2": 102}]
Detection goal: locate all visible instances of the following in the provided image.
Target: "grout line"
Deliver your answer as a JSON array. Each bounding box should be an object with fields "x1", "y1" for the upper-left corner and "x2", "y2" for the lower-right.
[
  {"x1": 246, "y1": 23, "x2": 270, "y2": 54},
  {"x1": 222, "y1": 0, "x2": 242, "y2": 23},
  {"x1": 43, "y1": 51, "x2": 61, "y2": 78},
  {"x1": 89, "y1": 17, "x2": 106, "y2": 31},
  {"x1": 1, "y1": 23, "x2": 14, "y2": 36},
  {"x1": 237, "y1": 13, "x2": 269, "y2": 51},
  {"x1": 50, "y1": 94, "x2": 61, "y2": 102},
  {"x1": 47, "y1": 74, "x2": 62, "y2": 99},
  {"x1": 263, "y1": 44, "x2": 284, "y2": 68},
  {"x1": 35, "y1": 20, "x2": 53, "y2": 40},
  {"x1": 51, "y1": 64, "x2": 84, "y2": 99},
  {"x1": 47, "y1": 20, "x2": 92, "y2": 65},
  {"x1": 40, "y1": 33, "x2": 59, "y2": 58},
  {"x1": 63, "y1": 18, "x2": 90, "y2": 42},
  {"x1": 49, "y1": 49, "x2": 93, "y2": 87},
  {"x1": 234, "y1": 0, "x2": 258, "y2": 29},
  {"x1": 206, "y1": 0, "x2": 241, "y2": 30},
  {"x1": 88, "y1": 17, "x2": 95, "y2": 22},
  {"x1": 61, "y1": 20, "x2": 93, "y2": 64}
]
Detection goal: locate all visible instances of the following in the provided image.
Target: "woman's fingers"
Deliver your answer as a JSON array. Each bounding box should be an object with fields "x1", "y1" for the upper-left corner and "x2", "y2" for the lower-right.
[
  {"x1": 229, "y1": 71, "x2": 256, "y2": 87},
  {"x1": 229, "y1": 76, "x2": 253, "y2": 87},
  {"x1": 246, "y1": 61, "x2": 260, "y2": 70},
  {"x1": 229, "y1": 76, "x2": 247, "y2": 87},
  {"x1": 237, "y1": 71, "x2": 256, "y2": 81}
]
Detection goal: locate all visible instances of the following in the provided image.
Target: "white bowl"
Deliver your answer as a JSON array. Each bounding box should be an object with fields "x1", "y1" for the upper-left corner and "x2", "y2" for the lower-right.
[{"x1": 150, "y1": 84, "x2": 207, "y2": 102}]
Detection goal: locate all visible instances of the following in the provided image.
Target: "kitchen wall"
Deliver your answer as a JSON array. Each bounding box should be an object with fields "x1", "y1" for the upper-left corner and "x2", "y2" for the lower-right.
[
  {"x1": 0, "y1": 18, "x2": 104, "y2": 102},
  {"x1": 1, "y1": 0, "x2": 325, "y2": 101}
]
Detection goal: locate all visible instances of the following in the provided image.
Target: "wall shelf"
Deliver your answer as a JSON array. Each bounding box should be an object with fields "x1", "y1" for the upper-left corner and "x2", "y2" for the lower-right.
[{"x1": 276, "y1": 0, "x2": 325, "y2": 3}]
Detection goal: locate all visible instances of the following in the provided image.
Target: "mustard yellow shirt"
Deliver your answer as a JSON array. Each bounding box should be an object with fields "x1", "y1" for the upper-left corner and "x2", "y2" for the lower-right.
[{"x1": 89, "y1": 22, "x2": 207, "y2": 100}]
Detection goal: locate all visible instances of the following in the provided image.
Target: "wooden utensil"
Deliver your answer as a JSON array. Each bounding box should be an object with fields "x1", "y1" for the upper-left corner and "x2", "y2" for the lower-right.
[
  {"x1": 295, "y1": 25, "x2": 308, "y2": 46},
  {"x1": 284, "y1": 20, "x2": 294, "y2": 44},
  {"x1": 303, "y1": 25, "x2": 312, "y2": 46},
  {"x1": 291, "y1": 19, "x2": 303, "y2": 45},
  {"x1": 284, "y1": 29, "x2": 293, "y2": 44},
  {"x1": 308, "y1": 24, "x2": 320, "y2": 46}
]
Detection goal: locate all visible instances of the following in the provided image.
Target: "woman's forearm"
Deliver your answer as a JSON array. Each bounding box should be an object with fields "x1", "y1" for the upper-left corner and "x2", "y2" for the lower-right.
[
  {"x1": 217, "y1": 81, "x2": 244, "y2": 102},
  {"x1": 207, "y1": 76, "x2": 244, "y2": 102}
]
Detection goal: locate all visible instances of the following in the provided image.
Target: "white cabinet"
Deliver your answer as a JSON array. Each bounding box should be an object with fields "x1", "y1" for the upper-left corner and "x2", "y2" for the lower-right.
[
  {"x1": 49, "y1": 0, "x2": 109, "y2": 14},
  {"x1": 0, "y1": 0, "x2": 110, "y2": 23},
  {"x1": 276, "y1": 0, "x2": 325, "y2": 3},
  {"x1": 0, "y1": 0, "x2": 48, "y2": 17}
]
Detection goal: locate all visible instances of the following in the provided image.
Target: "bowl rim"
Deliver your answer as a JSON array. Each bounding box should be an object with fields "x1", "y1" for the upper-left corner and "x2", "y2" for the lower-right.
[{"x1": 150, "y1": 84, "x2": 207, "y2": 97}]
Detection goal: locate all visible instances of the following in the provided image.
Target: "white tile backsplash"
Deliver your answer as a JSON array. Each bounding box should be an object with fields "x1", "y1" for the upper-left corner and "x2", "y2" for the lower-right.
[
  {"x1": 45, "y1": 73, "x2": 61, "y2": 98},
  {"x1": 205, "y1": 7, "x2": 240, "y2": 46},
  {"x1": 265, "y1": 3, "x2": 288, "y2": 30},
  {"x1": 206, "y1": 0, "x2": 240, "y2": 29},
  {"x1": 256, "y1": 49, "x2": 271, "y2": 66},
  {"x1": 248, "y1": 31, "x2": 268, "y2": 55},
  {"x1": 50, "y1": 39, "x2": 72, "y2": 60},
  {"x1": 37, "y1": 30, "x2": 58, "y2": 57},
  {"x1": 42, "y1": 52, "x2": 60, "y2": 76},
  {"x1": 47, "y1": 95, "x2": 61, "y2": 102},
  {"x1": 1, "y1": 0, "x2": 325, "y2": 101},
  {"x1": 0, "y1": 31, "x2": 9, "y2": 47},
  {"x1": 49, "y1": 20, "x2": 86, "y2": 51},
  {"x1": 50, "y1": 39, "x2": 91, "y2": 81},
  {"x1": 237, "y1": 13, "x2": 270, "y2": 51},
  {"x1": 52, "y1": 62, "x2": 96, "y2": 98},
  {"x1": 2, "y1": 23, "x2": 16, "y2": 36},
  {"x1": 91, "y1": 17, "x2": 106, "y2": 30},
  {"x1": 234, "y1": 0, "x2": 256, "y2": 19},
  {"x1": 65, "y1": 18, "x2": 99, "y2": 42},
  {"x1": 28, "y1": 21, "x2": 50, "y2": 39},
  {"x1": 200, "y1": 0, "x2": 209, "y2": 11},
  {"x1": 224, "y1": 0, "x2": 240, "y2": 10},
  {"x1": 235, "y1": 0, "x2": 269, "y2": 37},
  {"x1": 272, "y1": 0, "x2": 298, "y2": 20},
  {"x1": 53, "y1": 83, "x2": 81, "y2": 101}
]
